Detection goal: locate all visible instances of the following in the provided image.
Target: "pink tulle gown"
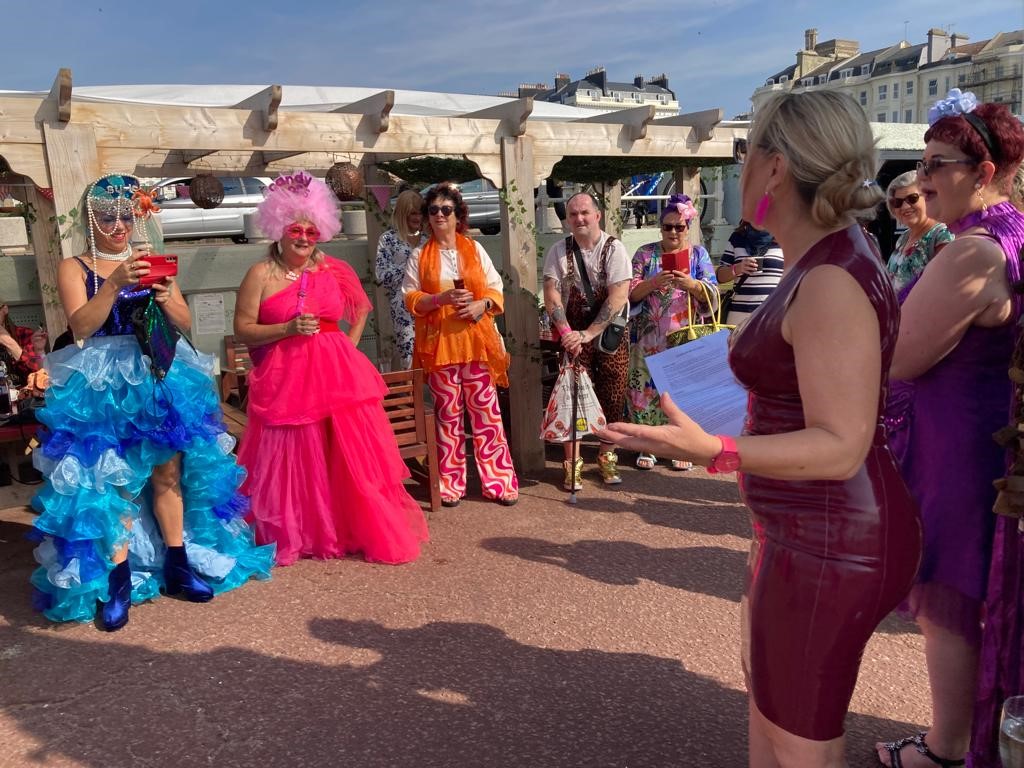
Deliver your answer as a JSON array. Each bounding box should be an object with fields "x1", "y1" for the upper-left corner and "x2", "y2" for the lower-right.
[{"x1": 237, "y1": 256, "x2": 429, "y2": 566}]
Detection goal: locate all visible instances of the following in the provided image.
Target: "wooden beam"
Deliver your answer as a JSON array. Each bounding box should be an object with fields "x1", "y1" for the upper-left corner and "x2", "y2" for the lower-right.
[
  {"x1": 575, "y1": 105, "x2": 656, "y2": 142},
  {"x1": 463, "y1": 154, "x2": 502, "y2": 187},
  {"x1": 257, "y1": 150, "x2": 306, "y2": 166},
  {"x1": 331, "y1": 90, "x2": 394, "y2": 134},
  {"x1": 48, "y1": 68, "x2": 72, "y2": 124},
  {"x1": 180, "y1": 150, "x2": 217, "y2": 165},
  {"x1": 461, "y1": 97, "x2": 533, "y2": 137},
  {"x1": 653, "y1": 108, "x2": 724, "y2": 142},
  {"x1": 498, "y1": 135, "x2": 544, "y2": 474},
  {"x1": 231, "y1": 85, "x2": 282, "y2": 132}
]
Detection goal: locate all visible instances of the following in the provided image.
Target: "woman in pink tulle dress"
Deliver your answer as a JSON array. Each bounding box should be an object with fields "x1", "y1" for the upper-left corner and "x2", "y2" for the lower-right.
[{"x1": 234, "y1": 171, "x2": 428, "y2": 566}]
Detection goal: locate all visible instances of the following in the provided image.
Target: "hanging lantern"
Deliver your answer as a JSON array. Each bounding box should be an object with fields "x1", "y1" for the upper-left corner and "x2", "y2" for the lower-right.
[
  {"x1": 189, "y1": 173, "x2": 224, "y2": 209},
  {"x1": 326, "y1": 162, "x2": 364, "y2": 202}
]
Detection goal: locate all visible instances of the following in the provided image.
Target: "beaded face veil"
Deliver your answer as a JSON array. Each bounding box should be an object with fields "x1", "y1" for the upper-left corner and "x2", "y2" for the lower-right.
[{"x1": 84, "y1": 173, "x2": 159, "y2": 295}]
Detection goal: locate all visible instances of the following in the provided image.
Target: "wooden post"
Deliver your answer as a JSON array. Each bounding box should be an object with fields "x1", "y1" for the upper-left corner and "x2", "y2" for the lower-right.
[
  {"x1": 597, "y1": 181, "x2": 623, "y2": 238},
  {"x1": 41, "y1": 123, "x2": 100, "y2": 261},
  {"x1": 23, "y1": 185, "x2": 67, "y2": 337},
  {"x1": 362, "y1": 160, "x2": 395, "y2": 369},
  {"x1": 675, "y1": 167, "x2": 703, "y2": 249},
  {"x1": 498, "y1": 136, "x2": 544, "y2": 475}
]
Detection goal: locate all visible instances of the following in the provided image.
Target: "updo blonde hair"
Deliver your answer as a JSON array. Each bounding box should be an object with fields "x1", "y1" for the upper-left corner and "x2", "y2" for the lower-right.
[{"x1": 749, "y1": 91, "x2": 883, "y2": 228}]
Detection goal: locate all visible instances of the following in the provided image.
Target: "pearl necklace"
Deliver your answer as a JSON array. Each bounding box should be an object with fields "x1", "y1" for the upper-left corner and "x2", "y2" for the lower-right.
[{"x1": 93, "y1": 245, "x2": 132, "y2": 261}]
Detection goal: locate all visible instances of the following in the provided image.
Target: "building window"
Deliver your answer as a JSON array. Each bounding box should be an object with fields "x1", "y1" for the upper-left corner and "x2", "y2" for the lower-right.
[
  {"x1": 959, "y1": 73, "x2": 966, "y2": 84},
  {"x1": 877, "y1": 113, "x2": 886, "y2": 122},
  {"x1": 906, "y1": 80, "x2": 913, "y2": 95},
  {"x1": 766, "y1": 78, "x2": 775, "y2": 86},
  {"x1": 905, "y1": 109, "x2": 913, "y2": 122},
  {"x1": 801, "y1": 78, "x2": 813, "y2": 87},
  {"x1": 862, "y1": 64, "x2": 870, "y2": 75},
  {"x1": 892, "y1": 110, "x2": 899, "y2": 122},
  {"x1": 860, "y1": 90, "x2": 868, "y2": 106},
  {"x1": 780, "y1": 75, "x2": 789, "y2": 83},
  {"x1": 840, "y1": 68, "x2": 853, "y2": 78},
  {"x1": 928, "y1": 79, "x2": 938, "y2": 96},
  {"x1": 818, "y1": 75, "x2": 828, "y2": 84},
  {"x1": 893, "y1": 82, "x2": 899, "y2": 98},
  {"x1": 945, "y1": 76, "x2": 951, "y2": 91},
  {"x1": 878, "y1": 84, "x2": 888, "y2": 100}
]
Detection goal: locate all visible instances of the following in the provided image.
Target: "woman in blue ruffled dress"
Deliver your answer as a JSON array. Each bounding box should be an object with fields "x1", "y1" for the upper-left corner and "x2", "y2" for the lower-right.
[{"x1": 28, "y1": 173, "x2": 274, "y2": 631}]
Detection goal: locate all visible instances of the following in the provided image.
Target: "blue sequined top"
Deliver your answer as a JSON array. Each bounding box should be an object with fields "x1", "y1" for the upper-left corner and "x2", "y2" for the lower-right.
[{"x1": 75, "y1": 257, "x2": 152, "y2": 337}]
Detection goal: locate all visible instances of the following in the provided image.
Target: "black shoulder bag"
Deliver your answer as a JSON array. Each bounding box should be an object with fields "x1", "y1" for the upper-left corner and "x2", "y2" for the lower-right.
[{"x1": 568, "y1": 236, "x2": 628, "y2": 354}]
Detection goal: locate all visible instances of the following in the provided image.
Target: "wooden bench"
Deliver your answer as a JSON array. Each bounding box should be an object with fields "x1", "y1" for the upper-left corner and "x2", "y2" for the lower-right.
[
  {"x1": 220, "y1": 335, "x2": 252, "y2": 409},
  {"x1": 381, "y1": 369, "x2": 441, "y2": 513}
]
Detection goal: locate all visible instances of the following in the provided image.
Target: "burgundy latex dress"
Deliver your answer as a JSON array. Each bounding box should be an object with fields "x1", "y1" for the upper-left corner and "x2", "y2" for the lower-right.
[{"x1": 728, "y1": 225, "x2": 922, "y2": 740}]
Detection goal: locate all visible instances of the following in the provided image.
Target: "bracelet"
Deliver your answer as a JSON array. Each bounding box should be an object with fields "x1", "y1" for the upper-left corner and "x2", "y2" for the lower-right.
[{"x1": 731, "y1": 263, "x2": 741, "y2": 277}]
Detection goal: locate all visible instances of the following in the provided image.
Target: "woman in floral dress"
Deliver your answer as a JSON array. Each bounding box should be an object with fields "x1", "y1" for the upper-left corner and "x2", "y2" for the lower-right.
[
  {"x1": 374, "y1": 190, "x2": 424, "y2": 369},
  {"x1": 626, "y1": 194, "x2": 717, "y2": 470}
]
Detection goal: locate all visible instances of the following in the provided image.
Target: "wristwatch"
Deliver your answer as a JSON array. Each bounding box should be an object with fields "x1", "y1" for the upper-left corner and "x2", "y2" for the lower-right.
[{"x1": 706, "y1": 435, "x2": 741, "y2": 474}]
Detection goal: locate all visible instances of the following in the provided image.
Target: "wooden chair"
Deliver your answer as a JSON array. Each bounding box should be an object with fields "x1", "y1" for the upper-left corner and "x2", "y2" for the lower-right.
[
  {"x1": 220, "y1": 335, "x2": 252, "y2": 409},
  {"x1": 381, "y1": 369, "x2": 441, "y2": 513}
]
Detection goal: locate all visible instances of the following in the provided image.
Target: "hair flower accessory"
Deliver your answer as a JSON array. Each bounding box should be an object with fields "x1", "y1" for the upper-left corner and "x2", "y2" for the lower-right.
[
  {"x1": 928, "y1": 88, "x2": 979, "y2": 126},
  {"x1": 662, "y1": 192, "x2": 698, "y2": 223}
]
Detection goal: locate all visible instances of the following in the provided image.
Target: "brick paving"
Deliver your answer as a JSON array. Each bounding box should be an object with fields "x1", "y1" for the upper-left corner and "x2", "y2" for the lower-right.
[{"x1": 0, "y1": 450, "x2": 929, "y2": 767}]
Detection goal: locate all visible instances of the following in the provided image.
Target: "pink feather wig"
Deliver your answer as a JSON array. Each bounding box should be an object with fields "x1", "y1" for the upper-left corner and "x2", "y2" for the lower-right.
[{"x1": 255, "y1": 171, "x2": 343, "y2": 242}]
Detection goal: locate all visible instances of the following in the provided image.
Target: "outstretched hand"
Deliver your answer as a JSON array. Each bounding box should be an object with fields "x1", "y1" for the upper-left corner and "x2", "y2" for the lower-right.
[{"x1": 595, "y1": 393, "x2": 720, "y2": 465}]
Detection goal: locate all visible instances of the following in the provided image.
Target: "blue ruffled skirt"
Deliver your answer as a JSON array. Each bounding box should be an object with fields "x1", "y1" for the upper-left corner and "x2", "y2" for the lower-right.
[{"x1": 29, "y1": 336, "x2": 275, "y2": 623}]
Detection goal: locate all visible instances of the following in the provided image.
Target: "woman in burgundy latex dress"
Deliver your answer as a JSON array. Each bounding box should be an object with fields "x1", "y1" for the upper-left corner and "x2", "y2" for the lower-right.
[
  {"x1": 877, "y1": 95, "x2": 1024, "y2": 768},
  {"x1": 599, "y1": 90, "x2": 921, "y2": 768}
]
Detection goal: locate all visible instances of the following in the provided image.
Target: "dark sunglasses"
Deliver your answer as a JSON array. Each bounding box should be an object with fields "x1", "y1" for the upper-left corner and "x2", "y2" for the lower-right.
[
  {"x1": 428, "y1": 204, "x2": 455, "y2": 217},
  {"x1": 888, "y1": 193, "x2": 921, "y2": 209},
  {"x1": 661, "y1": 224, "x2": 688, "y2": 233},
  {"x1": 284, "y1": 224, "x2": 321, "y2": 240},
  {"x1": 916, "y1": 158, "x2": 976, "y2": 178}
]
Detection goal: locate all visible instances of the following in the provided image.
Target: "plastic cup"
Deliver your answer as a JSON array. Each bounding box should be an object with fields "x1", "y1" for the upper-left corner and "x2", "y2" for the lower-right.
[{"x1": 1001, "y1": 696, "x2": 1024, "y2": 768}]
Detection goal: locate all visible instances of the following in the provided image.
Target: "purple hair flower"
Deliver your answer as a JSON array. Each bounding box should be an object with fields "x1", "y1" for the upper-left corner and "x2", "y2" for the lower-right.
[{"x1": 928, "y1": 88, "x2": 979, "y2": 126}]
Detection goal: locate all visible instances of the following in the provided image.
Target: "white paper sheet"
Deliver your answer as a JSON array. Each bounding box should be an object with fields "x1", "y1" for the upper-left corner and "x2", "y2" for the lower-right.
[
  {"x1": 645, "y1": 330, "x2": 748, "y2": 435},
  {"x1": 192, "y1": 293, "x2": 226, "y2": 335}
]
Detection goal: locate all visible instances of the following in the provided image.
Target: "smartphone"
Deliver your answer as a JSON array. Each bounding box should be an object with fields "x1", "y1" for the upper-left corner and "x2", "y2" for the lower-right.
[
  {"x1": 138, "y1": 254, "x2": 179, "y2": 287},
  {"x1": 452, "y1": 278, "x2": 466, "y2": 290}
]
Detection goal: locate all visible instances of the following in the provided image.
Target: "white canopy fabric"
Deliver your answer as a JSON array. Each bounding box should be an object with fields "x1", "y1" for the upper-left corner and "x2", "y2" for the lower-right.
[{"x1": 0, "y1": 84, "x2": 609, "y2": 121}]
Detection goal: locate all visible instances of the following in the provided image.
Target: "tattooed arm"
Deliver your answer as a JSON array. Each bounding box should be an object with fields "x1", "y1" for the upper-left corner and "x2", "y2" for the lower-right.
[{"x1": 583, "y1": 279, "x2": 630, "y2": 341}]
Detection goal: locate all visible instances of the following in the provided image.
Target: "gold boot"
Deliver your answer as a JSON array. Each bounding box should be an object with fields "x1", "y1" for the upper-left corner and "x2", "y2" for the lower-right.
[
  {"x1": 562, "y1": 457, "x2": 583, "y2": 491},
  {"x1": 598, "y1": 450, "x2": 622, "y2": 485}
]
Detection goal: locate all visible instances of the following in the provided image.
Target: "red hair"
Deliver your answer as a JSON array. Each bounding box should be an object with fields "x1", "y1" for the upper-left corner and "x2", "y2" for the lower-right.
[{"x1": 925, "y1": 103, "x2": 1024, "y2": 189}]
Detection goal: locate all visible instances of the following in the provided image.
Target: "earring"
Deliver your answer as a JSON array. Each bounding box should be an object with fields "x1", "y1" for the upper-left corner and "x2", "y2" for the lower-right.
[{"x1": 754, "y1": 194, "x2": 772, "y2": 228}]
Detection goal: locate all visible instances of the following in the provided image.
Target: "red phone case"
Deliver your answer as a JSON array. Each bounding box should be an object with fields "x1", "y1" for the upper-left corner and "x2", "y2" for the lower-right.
[
  {"x1": 138, "y1": 254, "x2": 178, "y2": 287},
  {"x1": 661, "y1": 248, "x2": 689, "y2": 274}
]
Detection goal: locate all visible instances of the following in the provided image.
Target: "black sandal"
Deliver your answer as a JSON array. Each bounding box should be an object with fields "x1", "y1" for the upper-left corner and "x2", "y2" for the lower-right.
[{"x1": 879, "y1": 732, "x2": 965, "y2": 768}]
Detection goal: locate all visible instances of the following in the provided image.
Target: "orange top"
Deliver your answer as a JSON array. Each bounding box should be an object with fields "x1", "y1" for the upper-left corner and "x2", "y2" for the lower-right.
[{"x1": 405, "y1": 233, "x2": 509, "y2": 387}]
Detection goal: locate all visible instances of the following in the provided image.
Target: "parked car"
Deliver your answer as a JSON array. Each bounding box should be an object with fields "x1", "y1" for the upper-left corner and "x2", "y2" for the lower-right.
[{"x1": 151, "y1": 176, "x2": 270, "y2": 243}]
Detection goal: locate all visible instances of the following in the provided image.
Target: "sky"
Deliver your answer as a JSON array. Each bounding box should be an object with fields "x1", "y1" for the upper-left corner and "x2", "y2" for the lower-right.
[{"x1": 5, "y1": 0, "x2": 1023, "y2": 119}]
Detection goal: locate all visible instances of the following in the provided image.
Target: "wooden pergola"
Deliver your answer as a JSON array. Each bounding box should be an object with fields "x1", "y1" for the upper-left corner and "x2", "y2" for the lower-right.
[{"x1": 0, "y1": 70, "x2": 747, "y2": 473}]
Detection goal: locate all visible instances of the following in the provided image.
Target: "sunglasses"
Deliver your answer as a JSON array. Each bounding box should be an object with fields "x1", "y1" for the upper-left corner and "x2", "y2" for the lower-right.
[
  {"x1": 661, "y1": 224, "x2": 688, "y2": 233},
  {"x1": 97, "y1": 214, "x2": 134, "y2": 227},
  {"x1": 916, "y1": 158, "x2": 976, "y2": 178},
  {"x1": 888, "y1": 192, "x2": 921, "y2": 209},
  {"x1": 284, "y1": 224, "x2": 320, "y2": 241},
  {"x1": 428, "y1": 205, "x2": 455, "y2": 217}
]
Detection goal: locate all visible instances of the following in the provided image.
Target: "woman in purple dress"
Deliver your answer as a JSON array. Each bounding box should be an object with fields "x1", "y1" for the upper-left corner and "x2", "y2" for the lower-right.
[
  {"x1": 599, "y1": 90, "x2": 921, "y2": 768},
  {"x1": 877, "y1": 91, "x2": 1024, "y2": 768}
]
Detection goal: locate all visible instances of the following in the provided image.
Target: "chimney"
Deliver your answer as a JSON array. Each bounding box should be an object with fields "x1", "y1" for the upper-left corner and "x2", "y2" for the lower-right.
[
  {"x1": 585, "y1": 66, "x2": 608, "y2": 95},
  {"x1": 950, "y1": 32, "x2": 969, "y2": 50},
  {"x1": 647, "y1": 73, "x2": 669, "y2": 90},
  {"x1": 554, "y1": 72, "x2": 570, "y2": 91},
  {"x1": 926, "y1": 28, "x2": 950, "y2": 63},
  {"x1": 805, "y1": 28, "x2": 818, "y2": 51},
  {"x1": 634, "y1": 74, "x2": 645, "y2": 88},
  {"x1": 517, "y1": 82, "x2": 548, "y2": 98}
]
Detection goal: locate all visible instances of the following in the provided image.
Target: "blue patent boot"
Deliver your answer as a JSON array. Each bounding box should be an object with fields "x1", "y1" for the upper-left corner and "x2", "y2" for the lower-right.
[
  {"x1": 100, "y1": 560, "x2": 132, "y2": 632},
  {"x1": 163, "y1": 545, "x2": 214, "y2": 602}
]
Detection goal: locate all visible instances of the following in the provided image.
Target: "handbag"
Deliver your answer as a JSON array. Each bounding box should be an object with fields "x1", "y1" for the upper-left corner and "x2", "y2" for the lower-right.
[
  {"x1": 539, "y1": 360, "x2": 607, "y2": 442},
  {"x1": 680, "y1": 280, "x2": 735, "y2": 344},
  {"x1": 131, "y1": 293, "x2": 182, "y2": 380},
  {"x1": 569, "y1": 237, "x2": 629, "y2": 354}
]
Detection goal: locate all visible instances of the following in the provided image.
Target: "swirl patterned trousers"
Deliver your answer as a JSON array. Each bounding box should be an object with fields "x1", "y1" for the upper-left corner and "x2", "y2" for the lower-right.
[{"x1": 427, "y1": 362, "x2": 518, "y2": 502}]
